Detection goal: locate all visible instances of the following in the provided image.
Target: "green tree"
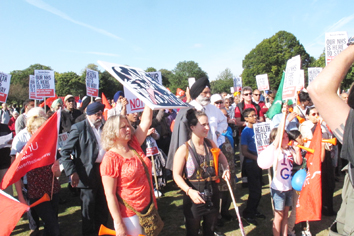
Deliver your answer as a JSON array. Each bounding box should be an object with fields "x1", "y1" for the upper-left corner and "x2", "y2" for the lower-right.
[
  {"x1": 159, "y1": 69, "x2": 173, "y2": 88},
  {"x1": 99, "y1": 70, "x2": 123, "y2": 99},
  {"x1": 56, "y1": 72, "x2": 85, "y2": 96},
  {"x1": 145, "y1": 67, "x2": 157, "y2": 72},
  {"x1": 169, "y1": 61, "x2": 207, "y2": 94},
  {"x1": 210, "y1": 68, "x2": 233, "y2": 94},
  {"x1": 242, "y1": 31, "x2": 312, "y2": 90}
]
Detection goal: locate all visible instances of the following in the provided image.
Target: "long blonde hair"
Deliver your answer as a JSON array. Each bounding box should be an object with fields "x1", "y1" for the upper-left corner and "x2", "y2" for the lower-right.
[
  {"x1": 27, "y1": 116, "x2": 47, "y2": 134},
  {"x1": 101, "y1": 115, "x2": 135, "y2": 151}
]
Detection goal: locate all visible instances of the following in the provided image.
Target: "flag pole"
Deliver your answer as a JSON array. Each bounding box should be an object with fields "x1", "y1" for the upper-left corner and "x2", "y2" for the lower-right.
[{"x1": 150, "y1": 155, "x2": 159, "y2": 198}]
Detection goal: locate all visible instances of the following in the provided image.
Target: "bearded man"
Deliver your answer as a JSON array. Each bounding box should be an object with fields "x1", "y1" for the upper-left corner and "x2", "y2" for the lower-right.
[{"x1": 60, "y1": 102, "x2": 111, "y2": 236}]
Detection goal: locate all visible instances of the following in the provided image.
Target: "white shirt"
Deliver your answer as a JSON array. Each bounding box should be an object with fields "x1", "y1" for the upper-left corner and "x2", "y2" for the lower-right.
[
  {"x1": 87, "y1": 119, "x2": 106, "y2": 163},
  {"x1": 271, "y1": 146, "x2": 295, "y2": 191},
  {"x1": 189, "y1": 100, "x2": 228, "y2": 145}
]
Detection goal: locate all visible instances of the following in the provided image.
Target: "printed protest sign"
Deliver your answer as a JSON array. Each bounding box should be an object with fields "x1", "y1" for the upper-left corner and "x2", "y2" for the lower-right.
[
  {"x1": 124, "y1": 86, "x2": 145, "y2": 114},
  {"x1": 29, "y1": 75, "x2": 42, "y2": 100},
  {"x1": 325, "y1": 31, "x2": 348, "y2": 65},
  {"x1": 253, "y1": 122, "x2": 272, "y2": 155},
  {"x1": 86, "y1": 69, "x2": 99, "y2": 97},
  {"x1": 188, "y1": 77, "x2": 196, "y2": 88},
  {"x1": 98, "y1": 61, "x2": 190, "y2": 110},
  {"x1": 230, "y1": 87, "x2": 234, "y2": 94},
  {"x1": 233, "y1": 76, "x2": 242, "y2": 92},
  {"x1": 146, "y1": 72, "x2": 162, "y2": 85},
  {"x1": 282, "y1": 55, "x2": 301, "y2": 100},
  {"x1": 34, "y1": 70, "x2": 55, "y2": 97},
  {"x1": 256, "y1": 74, "x2": 269, "y2": 91},
  {"x1": 0, "y1": 72, "x2": 11, "y2": 103},
  {"x1": 308, "y1": 67, "x2": 323, "y2": 85},
  {"x1": 296, "y1": 69, "x2": 305, "y2": 91}
]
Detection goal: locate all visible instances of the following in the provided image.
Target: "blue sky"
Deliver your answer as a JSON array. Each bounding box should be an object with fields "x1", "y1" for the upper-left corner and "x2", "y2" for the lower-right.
[{"x1": 1, "y1": 0, "x2": 353, "y2": 81}]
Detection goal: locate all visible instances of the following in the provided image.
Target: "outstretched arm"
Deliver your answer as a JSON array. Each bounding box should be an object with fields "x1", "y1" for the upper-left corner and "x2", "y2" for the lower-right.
[{"x1": 307, "y1": 45, "x2": 354, "y2": 144}]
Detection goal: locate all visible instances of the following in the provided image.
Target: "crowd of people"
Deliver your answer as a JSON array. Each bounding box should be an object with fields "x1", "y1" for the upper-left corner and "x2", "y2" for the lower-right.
[{"x1": 1, "y1": 44, "x2": 354, "y2": 236}]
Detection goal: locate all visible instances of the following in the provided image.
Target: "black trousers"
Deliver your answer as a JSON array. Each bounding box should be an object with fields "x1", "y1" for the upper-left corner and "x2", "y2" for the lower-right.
[
  {"x1": 322, "y1": 150, "x2": 335, "y2": 214},
  {"x1": 242, "y1": 158, "x2": 262, "y2": 218},
  {"x1": 23, "y1": 184, "x2": 40, "y2": 231}
]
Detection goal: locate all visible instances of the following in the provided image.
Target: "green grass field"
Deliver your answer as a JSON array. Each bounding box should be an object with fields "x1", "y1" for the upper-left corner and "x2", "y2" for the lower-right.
[{"x1": 11, "y1": 167, "x2": 342, "y2": 236}]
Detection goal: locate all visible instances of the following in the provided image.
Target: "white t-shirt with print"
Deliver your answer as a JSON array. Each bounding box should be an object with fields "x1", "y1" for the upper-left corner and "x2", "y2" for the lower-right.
[{"x1": 271, "y1": 147, "x2": 294, "y2": 191}]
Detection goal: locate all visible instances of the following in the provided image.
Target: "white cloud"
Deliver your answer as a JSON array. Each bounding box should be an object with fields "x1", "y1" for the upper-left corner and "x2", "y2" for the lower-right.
[{"x1": 25, "y1": 0, "x2": 122, "y2": 40}]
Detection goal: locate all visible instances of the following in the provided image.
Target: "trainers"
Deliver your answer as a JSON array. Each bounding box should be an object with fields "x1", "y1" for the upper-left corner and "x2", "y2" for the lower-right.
[
  {"x1": 255, "y1": 212, "x2": 266, "y2": 219},
  {"x1": 301, "y1": 230, "x2": 312, "y2": 236},
  {"x1": 288, "y1": 230, "x2": 296, "y2": 236},
  {"x1": 243, "y1": 217, "x2": 258, "y2": 226}
]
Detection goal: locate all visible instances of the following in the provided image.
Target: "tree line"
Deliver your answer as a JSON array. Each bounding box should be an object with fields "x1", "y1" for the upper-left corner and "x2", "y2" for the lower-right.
[{"x1": 7, "y1": 31, "x2": 354, "y2": 106}]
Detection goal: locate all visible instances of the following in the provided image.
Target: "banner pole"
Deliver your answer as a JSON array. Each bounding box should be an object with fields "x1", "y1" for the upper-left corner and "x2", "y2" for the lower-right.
[{"x1": 150, "y1": 155, "x2": 159, "y2": 198}]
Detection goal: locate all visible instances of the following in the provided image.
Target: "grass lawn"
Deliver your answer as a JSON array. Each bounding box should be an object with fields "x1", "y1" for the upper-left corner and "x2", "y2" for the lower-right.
[{"x1": 11, "y1": 163, "x2": 342, "y2": 236}]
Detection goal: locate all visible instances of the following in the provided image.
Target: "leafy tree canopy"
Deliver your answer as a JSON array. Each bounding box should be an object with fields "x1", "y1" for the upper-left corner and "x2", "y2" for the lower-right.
[
  {"x1": 242, "y1": 31, "x2": 312, "y2": 90},
  {"x1": 210, "y1": 68, "x2": 234, "y2": 94},
  {"x1": 145, "y1": 67, "x2": 157, "y2": 72}
]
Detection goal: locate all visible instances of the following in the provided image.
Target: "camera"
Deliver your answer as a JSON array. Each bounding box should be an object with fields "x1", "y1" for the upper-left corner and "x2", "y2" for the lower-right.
[{"x1": 200, "y1": 188, "x2": 213, "y2": 209}]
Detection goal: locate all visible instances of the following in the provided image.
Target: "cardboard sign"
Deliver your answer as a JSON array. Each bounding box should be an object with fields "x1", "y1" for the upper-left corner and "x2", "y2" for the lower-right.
[
  {"x1": 124, "y1": 86, "x2": 145, "y2": 114},
  {"x1": 253, "y1": 122, "x2": 272, "y2": 155},
  {"x1": 325, "y1": 31, "x2": 348, "y2": 65},
  {"x1": 86, "y1": 69, "x2": 99, "y2": 97},
  {"x1": 98, "y1": 61, "x2": 191, "y2": 110},
  {"x1": 146, "y1": 72, "x2": 162, "y2": 85},
  {"x1": 296, "y1": 69, "x2": 305, "y2": 91},
  {"x1": 233, "y1": 76, "x2": 242, "y2": 92},
  {"x1": 308, "y1": 67, "x2": 323, "y2": 85},
  {"x1": 0, "y1": 72, "x2": 11, "y2": 103},
  {"x1": 230, "y1": 87, "x2": 234, "y2": 94},
  {"x1": 256, "y1": 74, "x2": 269, "y2": 91},
  {"x1": 29, "y1": 75, "x2": 42, "y2": 100},
  {"x1": 282, "y1": 55, "x2": 301, "y2": 100},
  {"x1": 34, "y1": 70, "x2": 55, "y2": 97},
  {"x1": 188, "y1": 77, "x2": 196, "y2": 88}
]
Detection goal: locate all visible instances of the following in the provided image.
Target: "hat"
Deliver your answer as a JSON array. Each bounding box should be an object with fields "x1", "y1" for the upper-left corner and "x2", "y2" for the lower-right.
[
  {"x1": 225, "y1": 94, "x2": 232, "y2": 99},
  {"x1": 211, "y1": 94, "x2": 223, "y2": 104},
  {"x1": 51, "y1": 98, "x2": 63, "y2": 109},
  {"x1": 80, "y1": 96, "x2": 91, "y2": 112},
  {"x1": 113, "y1": 91, "x2": 124, "y2": 103},
  {"x1": 64, "y1": 95, "x2": 75, "y2": 103},
  {"x1": 95, "y1": 97, "x2": 102, "y2": 101},
  {"x1": 190, "y1": 77, "x2": 210, "y2": 100},
  {"x1": 86, "y1": 102, "x2": 105, "y2": 115}
]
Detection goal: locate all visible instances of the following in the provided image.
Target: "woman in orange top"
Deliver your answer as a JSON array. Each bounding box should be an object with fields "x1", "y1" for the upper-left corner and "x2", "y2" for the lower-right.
[{"x1": 100, "y1": 105, "x2": 157, "y2": 236}]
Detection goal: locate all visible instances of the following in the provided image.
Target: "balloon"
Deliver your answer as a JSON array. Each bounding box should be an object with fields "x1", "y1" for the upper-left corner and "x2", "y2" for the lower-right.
[
  {"x1": 291, "y1": 169, "x2": 307, "y2": 191},
  {"x1": 257, "y1": 145, "x2": 275, "y2": 169}
]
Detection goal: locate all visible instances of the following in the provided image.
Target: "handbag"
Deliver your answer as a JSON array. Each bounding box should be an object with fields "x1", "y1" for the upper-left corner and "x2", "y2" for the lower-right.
[{"x1": 117, "y1": 149, "x2": 164, "y2": 236}]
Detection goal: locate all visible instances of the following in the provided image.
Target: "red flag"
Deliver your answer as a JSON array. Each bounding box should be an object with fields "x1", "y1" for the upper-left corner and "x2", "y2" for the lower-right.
[
  {"x1": 102, "y1": 92, "x2": 112, "y2": 121},
  {"x1": 295, "y1": 122, "x2": 322, "y2": 223},
  {"x1": 0, "y1": 109, "x2": 61, "y2": 190},
  {"x1": 0, "y1": 190, "x2": 29, "y2": 236}
]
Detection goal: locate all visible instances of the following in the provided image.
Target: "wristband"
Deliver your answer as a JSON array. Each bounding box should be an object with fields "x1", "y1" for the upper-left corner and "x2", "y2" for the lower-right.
[{"x1": 186, "y1": 187, "x2": 192, "y2": 196}]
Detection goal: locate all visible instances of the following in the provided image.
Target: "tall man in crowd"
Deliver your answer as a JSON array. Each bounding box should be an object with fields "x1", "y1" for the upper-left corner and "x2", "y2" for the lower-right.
[
  {"x1": 0, "y1": 103, "x2": 11, "y2": 125},
  {"x1": 60, "y1": 103, "x2": 111, "y2": 236},
  {"x1": 307, "y1": 38, "x2": 354, "y2": 235},
  {"x1": 61, "y1": 95, "x2": 82, "y2": 132},
  {"x1": 15, "y1": 99, "x2": 34, "y2": 134}
]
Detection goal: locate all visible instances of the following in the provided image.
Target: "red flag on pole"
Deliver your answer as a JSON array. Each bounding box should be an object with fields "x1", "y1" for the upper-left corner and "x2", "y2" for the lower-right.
[
  {"x1": 102, "y1": 92, "x2": 112, "y2": 121},
  {"x1": 0, "y1": 190, "x2": 29, "y2": 236},
  {"x1": 0, "y1": 109, "x2": 61, "y2": 190},
  {"x1": 295, "y1": 122, "x2": 322, "y2": 223}
]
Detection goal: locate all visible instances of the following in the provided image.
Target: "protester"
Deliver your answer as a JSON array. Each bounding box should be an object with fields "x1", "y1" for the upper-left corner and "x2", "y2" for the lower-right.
[
  {"x1": 51, "y1": 98, "x2": 63, "y2": 112},
  {"x1": 100, "y1": 105, "x2": 162, "y2": 236},
  {"x1": 60, "y1": 102, "x2": 111, "y2": 235},
  {"x1": 211, "y1": 94, "x2": 224, "y2": 109},
  {"x1": 8, "y1": 110, "x2": 19, "y2": 137},
  {"x1": 241, "y1": 108, "x2": 265, "y2": 225},
  {"x1": 307, "y1": 41, "x2": 354, "y2": 235},
  {"x1": 223, "y1": 95, "x2": 235, "y2": 121},
  {"x1": 95, "y1": 97, "x2": 102, "y2": 103},
  {"x1": 15, "y1": 99, "x2": 34, "y2": 134},
  {"x1": 61, "y1": 95, "x2": 82, "y2": 133},
  {"x1": 108, "y1": 91, "x2": 128, "y2": 119},
  {"x1": 173, "y1": 109, "x2": 230, "y2": 236},
  {"x1": 0, "y1": 123, "x2": 13, "y2": 195},
  {"x1": 0, "y1": 103, "x2": 11, "y2": 125},
  {"x1": 340, "y1": 92, "x2": 348, "y2": 104},
  {"x1": 293, "y1": 91, "x2": 312, "y2": 119}
]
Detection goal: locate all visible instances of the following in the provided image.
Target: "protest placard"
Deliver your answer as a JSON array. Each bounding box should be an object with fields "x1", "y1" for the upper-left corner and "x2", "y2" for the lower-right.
[
  {"x1": 233, "y1": 76, "x2": 242, "y2": 92},
  {"x1": 0, "y1": 72, "x2": 11, "y2": 103},
  {"x1": 34, "y1": 70, "x2": 55, "y2": 97},
  {"x1": 98, "y1": 61, "x2": 191, "y2": 110},
  {"x1": 308, "y1": 67, "x2": 323, "y2": 85},
  {"x1": 29, "y1": 75, "x2": 42, "y2": 100},
  {"x1": 296, "y1": 69, "x2": 305, "y2": 91},
  {"x1": 230, "y1": 87, "x2": 234, "y2": 94},
  {"x1": 282, "y1": 55, "x2": 301, "y2": 100},
  {"x1": 86, "y1": 69, "x2": 99, "y2": 97},
  {"x1": 146, "y1": 72, "x2": 162, "y2": 85},
  {"x1": 325, "y1": 31, "x2": 348, "y2": 65},
  {"x1": 188, "y1": 77, "x2": 196, "y2": 88},
  {"x1": 256, "y1": 74, "x2": 269, "y2": 91},
  {"x1": 124, "y1": 86, "x2": 145, "y2": 114},
  {"x1": 253, "y1": 122, "x2": 272, "y2": 155}
]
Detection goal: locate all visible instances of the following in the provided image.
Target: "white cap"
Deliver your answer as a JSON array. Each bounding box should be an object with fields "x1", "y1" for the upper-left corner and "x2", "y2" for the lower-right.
[{"x1": 211, "y1": 94, "x2": 223, "y2": 104}]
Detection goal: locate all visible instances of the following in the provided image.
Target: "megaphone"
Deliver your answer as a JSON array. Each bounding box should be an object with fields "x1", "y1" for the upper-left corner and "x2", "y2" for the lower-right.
[
  {"x1": 29, "y1": 193, "x2": 50, "y2": 208},
  {"x1": 303, "y1": 138, "x2": 337, "y2": 145},
  {"x1": 98, "y1": 225, "x2": 145, "y2": 236},
  {"x1": 288, "y1": 141, "x2": 314, "y2": 154}
]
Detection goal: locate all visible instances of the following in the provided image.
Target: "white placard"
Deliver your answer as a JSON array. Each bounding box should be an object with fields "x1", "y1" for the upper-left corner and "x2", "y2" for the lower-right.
[
  {"x1": 124, "y1": 86, "x2": 145, "y2": 114},
  {"x1": 98, "y1": 61, "x2": 191, "y2": 110},
  {"x1": 230, "y1": 87, "x2": 234, "y2": 94},
  {"x1": 29, "y1": 75, "x2": 42, "y2": 100},
  {"x1": 233, "y1": 76, "x2": 242, "y2": 92},
  {"x1": 188, "y1": 77, "x2": 196, "y2": 88},
  {"x1": 256, "y1": 74, "x2": 269, "y2": 91},
  {"x1": 296, "y1": 69, "x2": 305, "y2": 91},
  {"x1": 146, "y1": 72, "x2": 162, "y2": 85},
  {"x1": 34, "y1": 70, "x2": 55, "y2": 97},
  {"x1": 282, "y1": 55, "x2": 301, "y2": 100},
  {"x1": 86, "y1": 69, "x2": 99, "y2": 97},
  {"x1": 253, "y1": 122, "x2": 272, "y2": 155},
  {"x1": 308, "y1": 67, "x2": 323, "y2": 85},
  {"x1": 0, "y1": 133, "x2": 12, "y2": 149},
  {"x1": 0, "y1": 72, "x2": 11, "y2": 103},
  {"x1": 325, "y1": 31, "x2": 348, "y2": 65}
]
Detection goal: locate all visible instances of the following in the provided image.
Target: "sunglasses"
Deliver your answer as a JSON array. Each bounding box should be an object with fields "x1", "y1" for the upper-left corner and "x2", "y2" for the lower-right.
[
  {"x1": 310, "y1": 112, "x2": 319, "y2": 116},
  {"x1": 243, "y1": 93, "x2": 252, "y2": 96},
  {"x1": 215, "y1": 101, "x2": 223, "y2": 104}
]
